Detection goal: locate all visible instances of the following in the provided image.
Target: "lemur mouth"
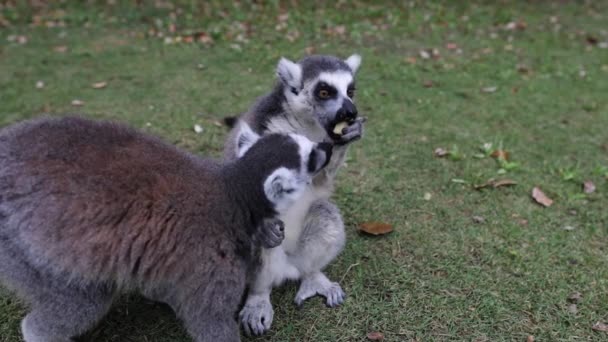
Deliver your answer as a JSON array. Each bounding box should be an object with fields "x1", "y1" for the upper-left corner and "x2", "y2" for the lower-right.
[{"x1": 327, "y1": 118, "x2": 355, "y2": 140}]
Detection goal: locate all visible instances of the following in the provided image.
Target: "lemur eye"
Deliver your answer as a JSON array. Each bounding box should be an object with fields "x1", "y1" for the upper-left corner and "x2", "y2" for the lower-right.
[
  {"x1": 347, "y1": 89, "x2": 355, "y2": 98},
  {"x1": 318, "y1": 89, "x2": 330, "y2": 99}
]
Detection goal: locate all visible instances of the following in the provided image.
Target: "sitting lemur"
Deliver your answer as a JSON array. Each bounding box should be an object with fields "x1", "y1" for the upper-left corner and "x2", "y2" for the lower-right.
[{"x1": 224, "y1": 54, "x2": 364, "y2": 335}]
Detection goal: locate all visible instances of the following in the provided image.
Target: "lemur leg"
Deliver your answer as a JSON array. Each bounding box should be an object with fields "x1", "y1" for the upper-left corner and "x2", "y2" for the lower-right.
[
  {"x1": 164, "y1": 273, "x2": 243, "y2": 342},
  {"x1": 239, "y1": 247, "x2": 299, "y2": 336},
  {"x1": 0, "y1": 241, "x2": 113, "y2": 342},
  {"x1": 21, "y1": 282, "x2": 113, "y2": 342},
  {"x1": 290, "y1": 199, "x2": 346, "y2": 307}
]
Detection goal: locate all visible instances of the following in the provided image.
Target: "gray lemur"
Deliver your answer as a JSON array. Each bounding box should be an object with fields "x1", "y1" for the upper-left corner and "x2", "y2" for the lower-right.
[
  {"x1": 223, "y1": 54, "x2": 364, "y2": 335},
  {"x1": 0, "y1": 116, "x2": 333, "y2": 342}
]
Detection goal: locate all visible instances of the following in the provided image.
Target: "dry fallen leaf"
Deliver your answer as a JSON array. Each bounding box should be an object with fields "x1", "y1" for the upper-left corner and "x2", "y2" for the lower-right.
[
  {"x1": 366, "y1": 332, "x2": 385, "y2": 341},
  {"x1": 532, "y1": 187, "x2": 553, "y2": 207},
  {"x1": 54, "y1": 45, "x2": 68, "y2": 53},
  {"x1": 475, "y1": 179, "x2": 517, "y2": 190},
  {"x1": 446, "y1": 42, "x2": 458, "y2": 50},
  {"x1": 359, "y1": 222, "x2": 393, "y2": 236},
  {"x1": 422, "y1": 80, "x2": 435, "y2": 88},
  {"x1": 481, "y1": 86, "x2": 498, "y2": 93},
  {"x1": 592, "y1": 321, "x2": 608, "y2": 332},
  {"x1": 493, "y1": 179, "x2": 517, "y2": 188},
  {"x1": 91, "y1": 81, "x2": 107, "y2": 89},
  {"x1": 568, "y1": 291, "x2": 582, "y2": 303},
  {"x1": 526, "y1": 336, "x2": 535, "y2": 342},
  {"x1": 472, "y1": 215, "x2": 485, "y2": 224},
  {"x1": 491, "y1": 150, "x2": 510, "y2": 161},
  {"x1": 583, "y1": 180, "x2": 596, "y2": 194},
  {"x1": 434, "y1": 147, "x2": 448, "y2": 157},
  {"x1": 71, "y1": 99, "x2": 84, "y2": 106}
]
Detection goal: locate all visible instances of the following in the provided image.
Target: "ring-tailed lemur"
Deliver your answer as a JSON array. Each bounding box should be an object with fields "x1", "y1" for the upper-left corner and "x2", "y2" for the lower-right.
[
  {"x1": 223, "y1": 54, "x2": 364, "y2": 335},
  {"x1": 0, "y1": 116, "x2": 333, "y2": 342}
]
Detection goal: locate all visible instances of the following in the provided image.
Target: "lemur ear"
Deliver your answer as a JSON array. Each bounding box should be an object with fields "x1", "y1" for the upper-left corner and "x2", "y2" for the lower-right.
[
  {"x1": 276, "y1": 57, "x2": 302, "y2": 92},
  {"x1": 263, "y1": 167, "x2": 299, "y2": 211},
  {"x1": 235, "y1": 122, "x2": 260, "y2": 158},
  {"x1": 344, "y1": 54, "x2": 362, "y2": 74}
]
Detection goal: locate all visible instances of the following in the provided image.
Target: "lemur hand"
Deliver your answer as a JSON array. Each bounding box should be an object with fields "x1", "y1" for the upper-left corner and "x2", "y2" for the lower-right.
[
  {"x1": 256, "y1": 218, "x2": 285, "y2": 248},
  {"x1": 334, "y1": 117, "x2": 366, "y2": 146}
]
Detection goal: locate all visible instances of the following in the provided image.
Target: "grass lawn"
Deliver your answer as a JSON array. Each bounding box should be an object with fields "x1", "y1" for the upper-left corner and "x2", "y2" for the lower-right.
[{"x1": 1, "y1": 1, "x2": 607, "y2": 341}]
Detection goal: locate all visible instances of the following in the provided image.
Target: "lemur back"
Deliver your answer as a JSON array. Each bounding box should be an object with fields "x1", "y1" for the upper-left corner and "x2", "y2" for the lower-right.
[{"x1": 0, "y1": 116, "x2": 331, "y2": 342}]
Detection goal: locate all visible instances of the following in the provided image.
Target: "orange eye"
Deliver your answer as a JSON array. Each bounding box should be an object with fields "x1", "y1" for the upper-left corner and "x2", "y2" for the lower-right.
[{"x1": 318, "y1": 89, "x2": 330, "y2": 99}]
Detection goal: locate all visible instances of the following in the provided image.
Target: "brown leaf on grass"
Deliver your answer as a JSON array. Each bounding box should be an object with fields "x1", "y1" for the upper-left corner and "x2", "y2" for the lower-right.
[
  {"x1": 474, "y1": 179, "x2": 517, "y2": 190},
  {"x1": 491, "y1": 150, "x2": 510, "y2": 161},
  {"x1": 366, "y1": 332, "x2": 385, "y2": 341},
  {"x1": 481, "y1": 86, "x2": 498, "y2": 93},
  {"x1": 359, "y1": 222, "x2": 393, "y2": 236},
  {"x1": 472, "y1": 215, "x2": 485, "y2": 224},
  {"x1": 422, "y1": 80, "x2": 435, "y2": 88},
  {"x1": 71, "y1": 99, "x2": 84, "y2": 106},
  {"x1": 592, "y1": 321, "x2": 608, "y2": 332},
  {"x1": 532, "y1": 187, "x2": 553, "y2": 207},
  {"x1": 586, "y1": 35, "x2": 599, "y2": 46},
  {"x1": 493, "y1": 179, "x2": 517, "y2": 187},
  {"x1": 583, "y1": 180, "x2": 596, "y2": 194},
  {"x1": 446, "y1": 42, "x2": 458, "y2": 50},
  {"x1": 568, "y1": 291, "x2": 582, "y2": 303},
  {"x1": 91, "y1": 81, "x2": 107, "y2": 89},
  {"x1": 526, "y1": 336, "x2": 535, "y2": 342},
  {"x1": 434, "y1": 147, "x2": 448, "y2": 157},
  {"x1": 54, "y1": 45, "x2": 68, "y2": 53}
]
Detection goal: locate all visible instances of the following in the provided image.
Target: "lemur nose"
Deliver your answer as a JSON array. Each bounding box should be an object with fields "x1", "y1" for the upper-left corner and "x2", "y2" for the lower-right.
[{"x1": 338, "y1": 100, "x2": 358, "y2": 121}]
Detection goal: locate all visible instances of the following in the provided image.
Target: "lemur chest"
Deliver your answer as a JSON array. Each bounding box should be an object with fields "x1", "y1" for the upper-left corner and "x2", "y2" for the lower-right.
[{"x1": 279, "y1": 186, "x2": 329, "y2": 253}]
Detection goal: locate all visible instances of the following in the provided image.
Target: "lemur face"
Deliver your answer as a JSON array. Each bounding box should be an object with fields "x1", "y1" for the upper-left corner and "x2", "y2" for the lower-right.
[
  {"x1": 277, "y1": 54, "x2": 361, "y2": 138},
  {"x1": 235, "y1": 122, "x2": 333, "y2": 214}
]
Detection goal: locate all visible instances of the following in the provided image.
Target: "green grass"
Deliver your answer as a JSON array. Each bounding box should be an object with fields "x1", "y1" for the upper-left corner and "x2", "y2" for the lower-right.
[{"x1": 1, "y1": 1, "x2": 608, "y2": 341}]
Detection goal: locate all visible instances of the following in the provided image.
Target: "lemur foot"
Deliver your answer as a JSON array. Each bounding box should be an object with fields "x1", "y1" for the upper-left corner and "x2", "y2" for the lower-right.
[
  {"x1": 239, "y1": 294, "x2": 274, "y2": 336},
  {"x1": 294, "y1": 273, "x2": 346, "y2": 308},
  {"x1": 256, "y1": 218, "x2": 285, "y2": 249}
]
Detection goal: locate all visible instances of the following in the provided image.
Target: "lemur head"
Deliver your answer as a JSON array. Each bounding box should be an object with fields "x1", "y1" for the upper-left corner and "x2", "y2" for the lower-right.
[
  {"x1": 235, "y1": 122, "x2": 333, "y2": 214},
  {"x1": 276, "y1": 54, "x2": 362, "y2": 138}
]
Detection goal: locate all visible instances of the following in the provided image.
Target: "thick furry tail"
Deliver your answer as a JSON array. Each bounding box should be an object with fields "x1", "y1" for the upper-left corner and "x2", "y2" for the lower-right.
[{"x1": 223, "y1": 116, "x2": 238, "y2": 128}]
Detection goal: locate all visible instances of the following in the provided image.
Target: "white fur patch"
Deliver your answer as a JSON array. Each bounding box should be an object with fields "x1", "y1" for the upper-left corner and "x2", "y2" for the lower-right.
[
  {"x1": 318, "y1": 71, "x2": 354, "y2": 98},
  {"x1": 277, "y1": 57, "x2": 302, "y2": 90},
  {"x1": 288, "y1": 133, "x2": 314, "y2": 172},
  {"x1": 345, "y1": 54, "x2": 362, "y2": 73},
  {"x1": 235, "y1": 122, "x2": 260, "y2": 158},
  {"x1": 263, "y1": 167, "x2": 307, "y2": 214}
]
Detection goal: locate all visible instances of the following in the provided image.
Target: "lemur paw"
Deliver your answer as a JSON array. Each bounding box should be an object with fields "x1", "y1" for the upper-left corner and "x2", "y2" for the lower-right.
[
  {"x1": 335, "y1": 117, "x2": 366, "y2": 146},
  {"x1": 256, "y1": 218, "x2": 285, "y2": 249},
  {"x1": 294, "y1": 275, "x2": 346, "y2": 308},
  {"x1": 239, "y1": 295, "x2": 274, "y2": 336}
]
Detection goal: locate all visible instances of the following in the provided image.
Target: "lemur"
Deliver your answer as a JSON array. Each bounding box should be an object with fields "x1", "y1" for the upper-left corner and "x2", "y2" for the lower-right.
[
  {"x1": 0, "y1": 116, "x2": 333, "y2": 342},
  {"x1": 223, "y1": 54, "x2": 363, "y2": 335}
]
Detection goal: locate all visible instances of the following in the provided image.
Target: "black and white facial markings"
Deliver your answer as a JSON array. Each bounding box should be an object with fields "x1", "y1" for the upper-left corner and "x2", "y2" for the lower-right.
[
  {"x1": 275, "y1": 54, "x2": 362, "y2": 132},
  {"x1": 234, "y1": 122, "x2": 332, "y2": 214}
]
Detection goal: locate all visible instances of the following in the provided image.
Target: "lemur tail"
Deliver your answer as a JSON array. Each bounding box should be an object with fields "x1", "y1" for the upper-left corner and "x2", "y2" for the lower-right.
[{"x1": 223, "y1": 116, "x2": 238, "y2": 128}]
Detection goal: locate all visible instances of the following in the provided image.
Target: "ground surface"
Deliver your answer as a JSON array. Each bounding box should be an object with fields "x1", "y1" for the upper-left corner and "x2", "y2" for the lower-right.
[{"x1": 1, "y1": 1, "x2": 607, "y2": 341}]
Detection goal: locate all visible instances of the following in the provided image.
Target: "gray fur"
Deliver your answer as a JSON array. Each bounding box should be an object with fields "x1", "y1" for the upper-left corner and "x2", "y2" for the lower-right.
[
  {"x1": 0, "y1": 116, "x2": 329, "y2": 342},
  {"x1": 223, "y1": 54, "x2": 363, "y2": 335}
]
